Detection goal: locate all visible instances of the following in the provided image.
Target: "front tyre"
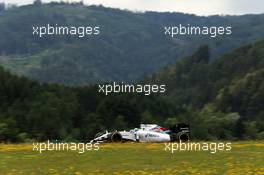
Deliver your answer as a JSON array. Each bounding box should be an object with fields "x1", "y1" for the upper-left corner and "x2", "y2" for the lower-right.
[{"x1": 111, "y1": 132, "x2": 123, "y2": 142}]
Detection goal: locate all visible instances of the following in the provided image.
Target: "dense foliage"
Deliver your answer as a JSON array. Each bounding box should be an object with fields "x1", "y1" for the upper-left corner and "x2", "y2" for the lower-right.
[
  {"x1": 0, "y1": 2, "x2": 264, "y2": 85},
  {"x1": 0, "y1": 40, "x2": 263, "y2": 142}
]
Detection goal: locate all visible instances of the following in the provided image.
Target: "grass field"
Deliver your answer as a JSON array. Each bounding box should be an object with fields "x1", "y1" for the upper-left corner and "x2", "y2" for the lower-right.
[{"x1": 0, "y1": 141, "x2": 264, "y2": 175}]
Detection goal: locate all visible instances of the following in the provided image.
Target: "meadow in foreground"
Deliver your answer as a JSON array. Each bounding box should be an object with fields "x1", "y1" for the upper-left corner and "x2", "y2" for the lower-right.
[{"x1": 0, "y1": 141, "x2": 264, "y2": 175}]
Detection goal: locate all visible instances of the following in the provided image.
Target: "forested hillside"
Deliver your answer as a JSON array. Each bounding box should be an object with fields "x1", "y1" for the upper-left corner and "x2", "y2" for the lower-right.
[
  {"x1": 0, "y1": 2, "x2": 263, "y2": 85},
  {"x1": 1, "y1": 40, "x2": 263, "y2": 142},
  {"x1": 148, "y1": 40, "x2": 264, "y2": 139}
]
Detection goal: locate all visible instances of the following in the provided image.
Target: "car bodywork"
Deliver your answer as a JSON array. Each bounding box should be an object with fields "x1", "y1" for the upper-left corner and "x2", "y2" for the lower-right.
[{"x1": 91, "y1": 123, "x2": 190, "y2": 143}]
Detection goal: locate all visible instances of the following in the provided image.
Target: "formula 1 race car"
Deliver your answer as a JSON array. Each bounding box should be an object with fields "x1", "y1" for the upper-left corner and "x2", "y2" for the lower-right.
[{"x1": 91, "y1": 123, "x2": 190, "y2": 143}]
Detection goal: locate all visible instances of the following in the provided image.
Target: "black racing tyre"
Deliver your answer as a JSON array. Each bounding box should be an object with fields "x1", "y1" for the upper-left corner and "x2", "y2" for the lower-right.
[
  {"x1": 178, "y1": 132, "x2": 189, "y2": 142},
  {"x1": 111, "y1": 132, "x2": 122, "y2": 142}
]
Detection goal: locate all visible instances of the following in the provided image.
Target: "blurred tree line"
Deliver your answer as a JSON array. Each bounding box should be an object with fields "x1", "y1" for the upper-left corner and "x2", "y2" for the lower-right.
[{"x1": 0, "y1": 40, "x2": 263, "y2": 142}]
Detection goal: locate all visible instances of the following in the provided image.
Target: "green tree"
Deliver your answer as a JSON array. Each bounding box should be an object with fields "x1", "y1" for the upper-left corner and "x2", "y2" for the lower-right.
[
  {"x1": 113, "y1": 115, "x2": 127, "y2": 130},
  {"x1": 33, "y1": 0, "x2": 42, "y2": 5}
]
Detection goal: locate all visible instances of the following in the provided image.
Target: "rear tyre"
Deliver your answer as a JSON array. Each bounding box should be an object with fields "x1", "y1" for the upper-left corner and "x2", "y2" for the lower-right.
[{"x1": 178, "y1": 132, "x2": 189, "y2": 142}]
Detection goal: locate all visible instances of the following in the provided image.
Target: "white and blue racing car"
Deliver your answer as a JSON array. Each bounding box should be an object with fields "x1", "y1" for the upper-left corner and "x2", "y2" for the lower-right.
[{"x1": 91, "y1": 123, "x2": 190, "y2": 143}]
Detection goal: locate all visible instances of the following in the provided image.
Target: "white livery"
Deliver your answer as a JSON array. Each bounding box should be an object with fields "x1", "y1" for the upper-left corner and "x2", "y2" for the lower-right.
[{"x1": 91, "y1": 123, "x2": 190, "y2": 143}]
